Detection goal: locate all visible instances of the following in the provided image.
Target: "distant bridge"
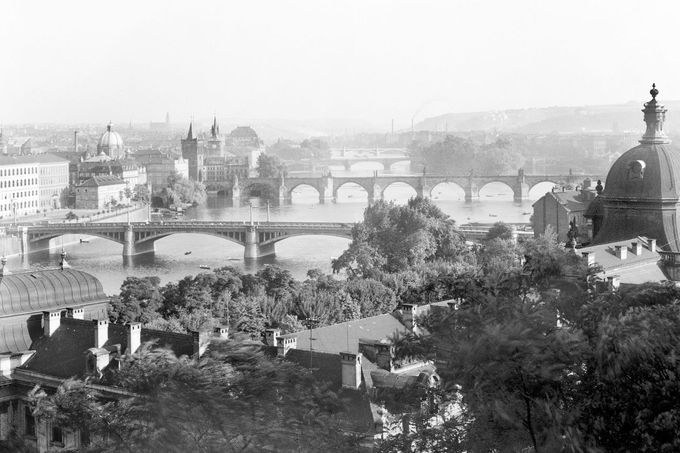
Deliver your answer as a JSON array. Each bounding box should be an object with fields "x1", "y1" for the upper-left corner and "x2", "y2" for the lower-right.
[
  {"x1": 212, "y1": 169, "x2": 599, "y2": 204},
  {"x1": 13, "y1": 220, "x2": 535, "y2": 260},
  {"x1": 15, "y1": 221, "x2": 354, "y2": 259}
]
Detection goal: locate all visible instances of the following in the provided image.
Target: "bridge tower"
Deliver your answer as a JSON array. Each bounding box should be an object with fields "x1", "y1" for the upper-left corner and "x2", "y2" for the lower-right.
[
  {"x1": 513, "y1": 168, "x2": 530, "y2": 202},
  {"x1": 231, "y1": 175, "x2": 241, "y2": 206}
]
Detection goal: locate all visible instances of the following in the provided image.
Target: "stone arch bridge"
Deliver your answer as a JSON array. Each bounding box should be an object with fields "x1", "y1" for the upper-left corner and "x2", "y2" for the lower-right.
[
  {"x1": 224, "y1": 169, "x2": 599, "y2": 204},
  {"x1": 15, "y1": 221, "x2": 354, "y2": 259}
]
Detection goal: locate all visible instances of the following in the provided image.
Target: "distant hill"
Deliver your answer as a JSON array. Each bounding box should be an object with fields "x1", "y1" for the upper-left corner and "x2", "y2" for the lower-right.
[{"x1": 415, "y1": 101, "x2": 680, "y2": 135}]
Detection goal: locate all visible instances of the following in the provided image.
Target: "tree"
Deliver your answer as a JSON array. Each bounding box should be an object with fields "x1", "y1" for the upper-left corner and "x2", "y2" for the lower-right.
[
  {"x1": 109, "y1": 276, "x2": 163, "y2": 324},
  {"x1": 132, "y1": 184, "x2": 150, "y2": 203},
  {"x1": 257, "y1": 153, "x2": 286, "y2": 178},
  {"x1": 333, "y1": 197, "x2": 468, "y2": 276},
  {"x1": 485, "y1": 221, "x2": 514, "y2": 241},
  {"x1": 163, "y1": 172, "x2": 206, "y2": 206}
]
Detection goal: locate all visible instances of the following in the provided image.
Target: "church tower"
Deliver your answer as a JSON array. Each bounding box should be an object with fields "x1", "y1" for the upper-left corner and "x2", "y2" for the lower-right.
[{"x1": 181, "y1": 121, "x2": 203, "y2": 181}]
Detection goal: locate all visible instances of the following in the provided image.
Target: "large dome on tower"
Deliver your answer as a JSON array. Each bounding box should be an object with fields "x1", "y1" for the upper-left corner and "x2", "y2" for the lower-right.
[
  {"x1": 97, "y1": 122, "x2": 124, "y2": 159},
  {"x1": 593, "y1": 84, "x2": 680, "y2": 251}
]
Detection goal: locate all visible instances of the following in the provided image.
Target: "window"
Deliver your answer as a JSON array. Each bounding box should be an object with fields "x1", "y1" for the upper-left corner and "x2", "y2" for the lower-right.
[
  {"x1": 24, "y1": 406, "x2": 35, "y2": 436},
  {"x1": 51, "y1": 426, "x2": 63, "y2": 444}
]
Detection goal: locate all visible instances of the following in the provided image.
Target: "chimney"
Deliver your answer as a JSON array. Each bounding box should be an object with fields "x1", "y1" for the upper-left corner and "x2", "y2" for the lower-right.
[
  {"x1": 43, "y1": 311, "x2": 61, "y2": 337},
  {"x1": 582, "y1": 251, "x2": 596, "y2": 266},
  {"x1": 126, "y1": 322, "x2": 141, "y2": 355},
  {"x1": 213, "y1": 326, "x2": 229, "y2": 339},
  {"x1": 340, "y1": 352, "x2": 362, "y2": 389},
  {"x1": 264, "y1": 328, "x2": 281, "y2": 347},
  {"x1": 66, "y1": 307, "x2": 84, "y2": 319},
  {"x1": 277, "y1": 336, "x2": 297, "y2": 357},
  {"x1": 615, "y1": 245, "x2": 627, "y2": 260},
  {"x1": 648, "y1": 238, "x2": 657, "y2": 252},
  {"x1": 0, "y1": 256, "x2": 8, "y2": 283},
  {"x1": 375, "y1": 341, "x2": 394, "y2": 372},
  {"x1": 93, "y1": 319, "x2": 108, "y2": 348},
  {"x1": 400, "y1": 304, "x2": 418, "y2": 331},
  {"x1": 631, "y1": 241, "x2": 643, "y2": 256},
  {"x1": 192, "y1": 331, "x2": 209, "y2": 358},
  {"x1": 607, "y1": 275, "x2": 621, "y2": 291},
  {"x1": 74, "y1": 130, "x2": 79, "y2": 153}
]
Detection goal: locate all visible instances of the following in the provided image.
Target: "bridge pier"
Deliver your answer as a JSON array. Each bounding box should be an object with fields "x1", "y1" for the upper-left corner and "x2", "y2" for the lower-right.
[
  {"x1": 318, "y1": 176, "x2": 335, "y2": 204},
  {"x1": 278, "y1": 185, "x2": 291, "y2": 205},
  {"x1": 231, "y1": 178, "x2": 241, "y2": 206},
  {"x1": 464, "y1": 183, "x2": 479, "y2": 203},
  {"x1": 513, "y1": 183, "x2": 531, "y2": 202},
  {"x1": 123, "y1": 226, "x2": 155, "y2": 256},
  {"x1": 368, "y1": 184, "x2": 382, "y2": 204},
  {"x1": 19, "y1": 227, "x2": 28, "y2": 255},
  {"x1": 417, "y1": 177, "x2": 431, "y2": 199},
  {"x1": 244, "y1": 226, "x2": 276, "y2": 259}
]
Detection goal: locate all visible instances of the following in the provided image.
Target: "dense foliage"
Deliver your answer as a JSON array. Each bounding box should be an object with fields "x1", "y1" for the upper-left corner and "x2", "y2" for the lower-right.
[
  {"x1": 162, "y1": 171, "x2": 207, "y2": 207},
  {"x1": 256, "y1": 153, "x2": 287, "y2": 178},
  {"x1": 27, "y1": 340, "x2": 361, "y2": 453}
]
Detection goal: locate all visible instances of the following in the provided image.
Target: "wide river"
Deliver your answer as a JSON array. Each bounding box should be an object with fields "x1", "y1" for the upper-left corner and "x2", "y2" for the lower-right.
[{"x1": 9, "y1": 164, "x2": 555, "y2": 295}]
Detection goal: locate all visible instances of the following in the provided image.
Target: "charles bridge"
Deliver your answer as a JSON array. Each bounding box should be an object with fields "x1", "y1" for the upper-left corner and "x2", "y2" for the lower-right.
[
  {"x1": 12, "y1": 221, "x2": 532, "y2": 259},
  {"x1": 216, "y1": 169, "x2": 599, "y2": 204}
]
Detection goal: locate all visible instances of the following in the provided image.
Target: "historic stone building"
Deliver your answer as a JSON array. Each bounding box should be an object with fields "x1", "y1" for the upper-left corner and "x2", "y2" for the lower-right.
[
  {"x1": 35, "y1": 154, "x2": 70, "y2": 210},
  {"x1": 74, "y1": 175, "x2": 129, "y2": 209},
  {"x1": 0, "y1": 156, "x2": 40, "y2": 219}
]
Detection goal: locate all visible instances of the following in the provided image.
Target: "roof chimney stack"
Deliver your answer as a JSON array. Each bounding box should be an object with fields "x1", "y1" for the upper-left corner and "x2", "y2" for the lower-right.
[
  {"x1": 43, "y1": 311, "x2": 61, "y2": 337},
  {"x1": 648, "y1": 238, "x2": 657, "y2": 252},
  {"x1": 582, "y1": 251, "x2": 596, "y2": 266},
  {"x1": 615, "y1": 245, "x2": 627, "y2": 260},
  {"x1": 93, "y1": 320, "x2": 108, "y2": 348},
  {"x1": 632, "y1": 241, "x2": 643, "y2": 256},
  {"x1": 126, "y1": 322, "x2": 141, "y2": 355}
]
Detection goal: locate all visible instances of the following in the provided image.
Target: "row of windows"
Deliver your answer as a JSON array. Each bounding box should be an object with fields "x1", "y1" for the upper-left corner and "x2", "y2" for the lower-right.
[
  {"x1": 0, "y1": 178, "x2": 38, "y2": 188},
  {"x1": 1, "y1": 199, "x2": 38, "y2": 211},
  {"x1": 2, "y1": 190, "x2": 38, "y2": 199},
  {"x1": 0, "y1": 166, "x2": 37, "y2": 177}
]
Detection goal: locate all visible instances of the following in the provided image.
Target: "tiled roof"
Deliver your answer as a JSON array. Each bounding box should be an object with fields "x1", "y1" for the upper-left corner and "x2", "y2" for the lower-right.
[
  {"x1": 0, "y1": 269, "x2": 107, "y2": 317},
  {"x1": 532, "y1": 190, "x2": 585, "y2": 213},
  {"x1": 77, "y1": 175, "x2": 126, "y2": 187},
  {"x1": 21, "y1": 318, "x2": 194, "y2": 379},
  {"x1": 283, "y1": 313, "x2": 409, "y2": 355}
]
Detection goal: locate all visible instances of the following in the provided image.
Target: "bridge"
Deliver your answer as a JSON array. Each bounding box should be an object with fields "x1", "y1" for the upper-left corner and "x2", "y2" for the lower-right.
[
  {"x1": 14, "y1": 221, "x2": 354, "y2": 259},
  {"x1": 222, "y1": 169, "x2": 599, "y2": 204},
  {"x1": 13, "y1": 220, "x2": 536, "y2": 260}
]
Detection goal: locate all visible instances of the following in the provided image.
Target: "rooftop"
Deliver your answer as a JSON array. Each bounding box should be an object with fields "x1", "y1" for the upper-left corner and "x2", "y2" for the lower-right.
[{"x1": 77, "y1": 175, "x2": 126, "y2": 187}]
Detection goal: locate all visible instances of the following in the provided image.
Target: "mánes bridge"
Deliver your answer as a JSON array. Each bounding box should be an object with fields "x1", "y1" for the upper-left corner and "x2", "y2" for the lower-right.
[
  {"x1": 12, "y1": 221, "x2": 531, "y2": 259},
  {"x1": 215, "y1": 169, "x2": 599, "y2": 204}
]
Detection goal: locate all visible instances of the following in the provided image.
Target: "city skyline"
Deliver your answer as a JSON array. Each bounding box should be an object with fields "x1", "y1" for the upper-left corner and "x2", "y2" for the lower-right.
[{"x1": 3, "y1": 0, "x2": 680, "y2": 128}]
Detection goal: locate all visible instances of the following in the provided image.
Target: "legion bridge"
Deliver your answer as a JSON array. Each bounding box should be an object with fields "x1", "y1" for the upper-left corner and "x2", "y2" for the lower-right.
[
  {"x1": 14, "y1": 221, "x2": 354, "y2": 259},
  {"x1": 218, "y1": 169, "x2": 599, "y2": 204},
  {"x1": 13, "y1": 220, "x2": 533, "y2": 260}
]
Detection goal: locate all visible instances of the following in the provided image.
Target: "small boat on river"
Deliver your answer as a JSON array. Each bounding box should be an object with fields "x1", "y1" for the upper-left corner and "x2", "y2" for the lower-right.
[{"x1": 199, "y1": 265, "x2": 211, "y2": 270}]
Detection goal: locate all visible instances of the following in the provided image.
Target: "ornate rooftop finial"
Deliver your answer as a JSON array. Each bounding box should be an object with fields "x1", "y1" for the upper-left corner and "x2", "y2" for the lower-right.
[
  {"x1": 0, "y1": 256, "x2": 9, "y2": 279},
  {"x1": 640, "y1": 84, "x2": 670, "y2": 145},
  {"x1": 59, "y1": 250, "x2": 70, "y2": 270},
  {"x1": 107, "y1": 121, "x2": 113, "y2": 132}
]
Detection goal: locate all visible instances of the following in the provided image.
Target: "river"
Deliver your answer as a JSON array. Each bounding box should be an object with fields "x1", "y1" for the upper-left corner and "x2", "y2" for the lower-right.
[{"x1": 6, "y1": 163, "x2": 554, "y2": 295}]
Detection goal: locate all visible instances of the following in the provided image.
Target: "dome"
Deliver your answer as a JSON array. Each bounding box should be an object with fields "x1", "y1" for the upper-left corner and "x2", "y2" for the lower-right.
[
  {"x1": 97, "y1": 122, "x2": 124, "y2": 158},
  {"x1": 0, "y1": 268, "x2": 108, "y2": 317},
  {"x1": 594, "y1": 84, "x2": 680, "y2": 251}
]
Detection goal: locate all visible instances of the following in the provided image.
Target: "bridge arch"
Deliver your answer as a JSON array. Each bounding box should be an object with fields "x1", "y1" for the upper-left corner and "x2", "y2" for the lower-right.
[
  {"x1": 430, "y1": 181, "x2": 466, "y2": 200},
  {"x1": 259, "y1": 231, "x2": 353, "y2": 246},
  {"x1": 241, "y1": 181, "x2": 278, "y2": 199},
  {"x1": 386, "y1": 159, "x2": 411, "y2": 171},
  {"x1": 478, "y1": 181, "x2": 515, "y2": 200},
  {"x1": 288, "y1": 183, "x2": 321, "y2": 204},
  {"x1": 334, "y1": 180, "x2": 371, "y2": 202},
  {"x1": 135, "y1": 231, "x2": 246, "y2": 247},
  {"x1": 528, "y1": 180, "x2": 559, "y2": 199},
  {"x1": 381, "y1": 180, "x2": 418, "y2": 201}
]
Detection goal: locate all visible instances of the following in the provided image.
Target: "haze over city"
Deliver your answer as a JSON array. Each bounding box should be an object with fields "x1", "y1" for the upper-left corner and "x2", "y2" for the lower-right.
[{"x1": 4, "y1": 0, "x2": 680, "y2": 128}]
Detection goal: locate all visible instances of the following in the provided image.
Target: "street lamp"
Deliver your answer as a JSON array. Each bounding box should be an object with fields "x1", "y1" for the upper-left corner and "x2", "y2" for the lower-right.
[{"x1": 302, "y1": 317, "x2": 320, "y2": 369}]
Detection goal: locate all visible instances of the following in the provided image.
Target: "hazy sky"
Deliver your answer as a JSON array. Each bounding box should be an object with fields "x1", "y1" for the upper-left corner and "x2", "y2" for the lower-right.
[{"x1": 3, "y1": 0, "x2": 680, "y2": 129}]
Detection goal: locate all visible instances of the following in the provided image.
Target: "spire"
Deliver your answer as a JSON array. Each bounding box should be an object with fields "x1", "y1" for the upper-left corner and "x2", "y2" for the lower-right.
[
  {"x1": 107, "y1": 121, "x2": 113, "y2": 133},
  {"x1": 211, "y1": 116, "x2": 219, "y2": 138},
  {"x1": 640, "y1": 83, "x2": 670, "y2": 145},
  {"x1": 187, "y1": 122, "x2": 194, "y2": 140}
]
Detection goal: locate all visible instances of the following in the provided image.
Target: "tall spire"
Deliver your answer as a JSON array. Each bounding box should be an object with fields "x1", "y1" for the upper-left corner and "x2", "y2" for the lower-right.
[
  {"x1": 187, "y1": 122, "x2": 194, "y2": 140},
  {"x1": 640, "y1": 83, "x2": 670, "y2": 145},
  {"x1": 211, "y1": 116, "x2": 219, "y2": 138}
]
